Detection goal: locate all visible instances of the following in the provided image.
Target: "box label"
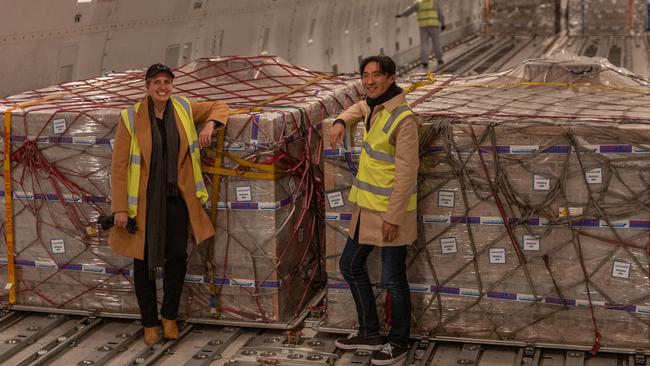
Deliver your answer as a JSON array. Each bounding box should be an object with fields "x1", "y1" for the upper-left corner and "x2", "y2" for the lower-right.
[
  {"x1": 522, "y1": 235, "x2": 540, "y2": 251},
  {"x1": 50, "y1": 238, "x2": 66, "y2": 254},
  {"x1": 586, "y1": 168, "x2": 602, "y2": 184},
  {"x1": 184, "y1": 274, "x2": 205, "y2": 283},
  {"x1": 326, "y1": 191, "x2": 344, "y2": 208},
  {"x1": 612, "y1": 260, "x2": 630, "y2": 279},
  {"x1": 440, "y1": 237, "x2": 458, "y2": 254},
  {"x1": 438, "y1": 190, "x2": 455, "y2": 208},
  {"x1": 72, "y1": 135, "x2": 96, "y2": 145},
  {"x1": 533, "y1": 175, "x2": 550, "y2": 191},
  {"x1": 236, "y1": 186, "x2": 252, "y2": 202},
  {"x1": 82, "y1": 264, "x2": 106, "y2": 274},
  {"x1": 53, "y1": 118, "x2": 67, "y2": 134},
  {"x1": 559, "y1": 207, "x2": 583, "y2": 217},
  {"x1": 35, "y1": 260, "x2": 57, "y2": 269},
  {"x1": 489, "y1": 248, "x2": 506, "y2": 264}
]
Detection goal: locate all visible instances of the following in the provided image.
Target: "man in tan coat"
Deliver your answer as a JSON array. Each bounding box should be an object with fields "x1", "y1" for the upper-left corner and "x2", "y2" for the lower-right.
[
  {"x1": 110, "y1": 63, "x2": 228, "y2": 345},
  {"x1": 330, "y1": 55, "x2": 419, "y2": 366}
]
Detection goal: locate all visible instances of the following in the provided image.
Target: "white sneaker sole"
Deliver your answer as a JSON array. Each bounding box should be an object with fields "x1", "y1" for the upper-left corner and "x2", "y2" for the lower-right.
[
  {"x1": 371, "y1": 350, "x2": 408, "y2": 365},
  {"x1": 334, "y1": 339, "x2": 383, "y2": 351}
]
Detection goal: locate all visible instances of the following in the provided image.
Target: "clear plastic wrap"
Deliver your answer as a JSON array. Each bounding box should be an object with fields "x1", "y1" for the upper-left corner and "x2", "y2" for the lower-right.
[
  {"x1": 568, "y1": 0, "x2": 646, "y2": 35},
  {"x1": 0, "y1": 56, "x2": 364, "y2": 324},
  {"x1": 483, "y1": 0, "x2": 560, "y2": 36},
  {"x1": 324, "y1": 54, "x2": 650, "y2": 349}
]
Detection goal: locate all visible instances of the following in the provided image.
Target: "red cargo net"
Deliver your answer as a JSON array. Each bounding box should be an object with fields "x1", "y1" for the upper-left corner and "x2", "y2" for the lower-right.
[{"x1": 0, "y1": 55, "x2": 363, "y2": 324}]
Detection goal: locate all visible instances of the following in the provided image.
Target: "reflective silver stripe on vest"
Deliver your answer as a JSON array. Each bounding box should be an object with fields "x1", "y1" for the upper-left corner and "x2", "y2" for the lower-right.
[
  {"x1": 129, "y1": 154, "x2": 141, "y2": 165},
  {"x1": 352, "y1": 177, "x2": 393, "y2": 197},
  {"x1": 172, "y1": 95, "x2": 191, "y2": 117},
  {"x1": 128, "y1": 196, "x2": 138, "y2": 205},
  {"x1": 195, "y1": 180, "x2": 206, "y2": 191},
  {"x1": 190, "y1": 141, "x2": 199, "y2": 153},
  {"x1": 362, "y1": 141, "x2": 395, "y2": 163},
  {"x1": 382, "y1": 105, "x2": 412, "y2": 134},
  {"x1": 127, "y1": 107, "x2": 135, "y2": 133}
]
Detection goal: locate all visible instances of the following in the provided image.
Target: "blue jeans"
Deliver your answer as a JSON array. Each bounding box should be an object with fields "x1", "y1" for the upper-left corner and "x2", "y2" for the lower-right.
[
  {"x1": 419, "y1": 26, "x2": 443, "y2": 64},
  {"x1": 339, "y1": 233, "x2": 411, "y2": 347}
]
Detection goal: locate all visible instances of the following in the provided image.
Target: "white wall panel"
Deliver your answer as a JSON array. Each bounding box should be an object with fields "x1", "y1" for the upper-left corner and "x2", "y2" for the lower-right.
[{"x1": 0, "y1": 0, "x2": 482, "y2": 97}]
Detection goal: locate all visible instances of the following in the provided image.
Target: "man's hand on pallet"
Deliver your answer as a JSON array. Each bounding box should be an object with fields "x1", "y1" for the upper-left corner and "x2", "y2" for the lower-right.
[{"x1": 330, "y1": 119, "x2": 346, "y2": 148}]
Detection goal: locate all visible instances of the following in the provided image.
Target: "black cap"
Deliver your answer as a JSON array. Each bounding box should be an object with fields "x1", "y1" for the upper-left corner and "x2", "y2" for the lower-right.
[{"x1": 145, "y1": 63, "x2": 175, "y2": 80}]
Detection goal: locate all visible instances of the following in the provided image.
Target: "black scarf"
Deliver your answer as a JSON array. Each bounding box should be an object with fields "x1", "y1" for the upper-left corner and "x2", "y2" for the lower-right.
[
  {"x1": 365, "y1": 83, "x2": 403, "y2": 130},
  {"x1": 145, "y1": 96, "x2": 180, "y2": 279}
]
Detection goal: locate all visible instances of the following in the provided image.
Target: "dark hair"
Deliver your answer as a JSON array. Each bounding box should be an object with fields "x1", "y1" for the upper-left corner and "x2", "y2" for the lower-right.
[{"x1": 359, "y1": 55, "x2": 396, "y2": 76}]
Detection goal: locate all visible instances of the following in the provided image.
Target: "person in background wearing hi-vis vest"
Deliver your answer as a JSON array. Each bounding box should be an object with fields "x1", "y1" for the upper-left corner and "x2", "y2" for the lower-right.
[
  {"x1": 329, "y1": 55, "x2": 419, "y2": 366},
  {"x1": 396, "y1": 0, "x2": 446, "y2": 69},
  {"x1": 109, "y1": 63, "x2": 228, "y2": 345}
]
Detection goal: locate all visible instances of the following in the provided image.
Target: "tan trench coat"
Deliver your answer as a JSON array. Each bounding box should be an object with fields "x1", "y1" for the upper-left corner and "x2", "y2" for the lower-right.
[
  {"x1": 337, "y1": 92, "x2": 419, "y2": 246},
  {"x1": 109, "y1": 97, "x2": 229, "y2": 260}
]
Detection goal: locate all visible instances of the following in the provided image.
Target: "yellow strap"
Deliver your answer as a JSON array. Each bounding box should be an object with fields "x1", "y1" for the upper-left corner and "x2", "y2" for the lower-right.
[{"x1": 404, "y1": 72, "x2": 437, "y2": 94}]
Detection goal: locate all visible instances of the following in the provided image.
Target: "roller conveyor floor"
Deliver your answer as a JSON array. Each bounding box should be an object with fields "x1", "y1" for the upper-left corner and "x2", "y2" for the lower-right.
[
  {"x1": 408, "y1": 33, "x2": 650, "y2": 79},
  {"x1": 0, "y1": 311, "x2": 648, "y2": 366}
]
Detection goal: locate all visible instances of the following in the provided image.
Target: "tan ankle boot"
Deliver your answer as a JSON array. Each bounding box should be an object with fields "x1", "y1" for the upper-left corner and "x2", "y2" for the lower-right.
[
  {"x1": 161, "y1": 317, "x2": 179, "y2": 340},
  {"x1": 143, "y1": 326, "x2": 161, "y2": 345}
]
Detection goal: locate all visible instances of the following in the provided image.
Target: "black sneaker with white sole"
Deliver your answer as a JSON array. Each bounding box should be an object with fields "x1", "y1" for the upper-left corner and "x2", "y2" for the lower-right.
[
  {"x1": 334, "y1": 335, "x2": 384, "y2": 351},
  {"x1": 371, "y1": 342, "x2": 409, "y2": 365}
]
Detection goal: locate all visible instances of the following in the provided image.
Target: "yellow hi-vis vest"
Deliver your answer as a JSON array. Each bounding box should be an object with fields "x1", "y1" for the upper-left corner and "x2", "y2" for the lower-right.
[
  {"x1": 120, "y1": 95, "x2": 209, "y2": 218},
  {"x1": 348, "y1": 104, "x2": 417, "y2": 212},
  {"x1": 417, "y1": 0, "x2": 440, "y2": 27}
]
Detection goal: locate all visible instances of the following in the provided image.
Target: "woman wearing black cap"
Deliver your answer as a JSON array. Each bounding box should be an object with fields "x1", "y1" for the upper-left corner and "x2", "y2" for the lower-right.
[{"x1": 109, "y1": 63, "x2": 228, "y2": 345}]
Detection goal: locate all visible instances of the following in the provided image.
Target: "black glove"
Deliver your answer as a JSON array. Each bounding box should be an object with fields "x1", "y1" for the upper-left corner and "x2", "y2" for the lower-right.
[
  {"x1": 441, "y1": 24, "x2": 446, "y2": 32},
  {"x1": 97, "y1": 214, "x2": 138, "y2": 234}
]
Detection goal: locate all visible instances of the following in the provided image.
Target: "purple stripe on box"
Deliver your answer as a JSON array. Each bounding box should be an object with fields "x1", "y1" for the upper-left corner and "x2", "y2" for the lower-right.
[
  {"x1": 525, "y1": 218, "x2": 540, "y2": 225},
  {"x1": 427, "y1": 146, "x2": 444, "y2": 153},
  {"x1": 259, "y1": 280, "x2": 280, "y2": 288},
  {"x1": 230, "y1": 202, "x2": 259, "y2": 210},
  {"x1": 450, "y1": 216, "x2": 480, "y2": 224},
  {"x1": 630, "y1": 220, "x2": 650, "y2": 229},
  {"x1": 340, "y1": 213, "x2": 353, "y2": 221},
  {"x1": 279, "y1": 197, "x2": 293, "y2": 207},
  {"x1": 62, "y1": 264, "x2": 82, "y2": 271},
  {"x1": 544, "y1": 296, "x2": 575, "y2": 306},
  {"x1": 324, "y1": 149, "x2": 340, "y2": 157},
  {"x1": 214, "y1": 277, "x2": 230, "y2": 285},
  {"x1": 479, "y1": 146, "x2": 510, "y2": 154},
  {"x1": 251, "y1": 114, "x2": 260, "y2": 140},
  {"x1": 542, "y1": 145, "x2": 571, "y2": 154},
  {"x1": 432, "y1": 286, "x2": 460, "y2": 295},
  {"x1": 105, "y1": 267, "x2": 121, "y2": 275},
  {"x1": 487, "y1": 291, "x2": 517, "y2": 300},
  {"x1": 600, "y1": 145, "x2": 632, "y2": 153},
  {"x1": 328, "y1": 282, "x2": 351, "y2": 289},
  {"x1": 572, "y1": 219, "x2": 599, "y2": 227},
  {"x1": 15, "y1": 259, "x2": 35, "y2": 266},
  {"x1": 604, "y1": 303, "x2": 636, "y2": 312}
]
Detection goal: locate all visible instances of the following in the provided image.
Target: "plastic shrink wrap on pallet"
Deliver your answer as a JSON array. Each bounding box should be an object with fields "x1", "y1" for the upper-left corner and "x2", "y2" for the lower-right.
[
  {"x1": 324, "y1": 53, "x2": 650, "y2": 349},
  {"x1": 568, "y1": 0, "x2": 646, "y2": 35},
  {"x1": 483, "y1": 0, "x2": 560, "y2": 35},
  {"x1": 0, "y1": 56, "x2": 364, "y2": 326}
]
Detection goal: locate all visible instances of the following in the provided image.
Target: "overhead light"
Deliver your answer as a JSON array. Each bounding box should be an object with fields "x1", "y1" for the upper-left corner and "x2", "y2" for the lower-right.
[{"x1": 77, "y1": 0, "x2": 92, "y2": 3}]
